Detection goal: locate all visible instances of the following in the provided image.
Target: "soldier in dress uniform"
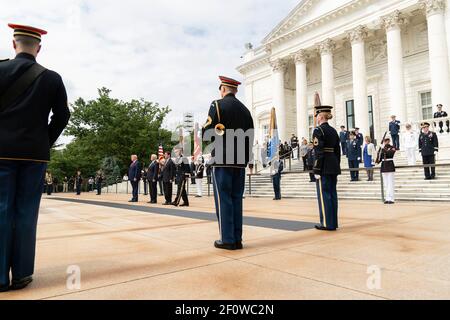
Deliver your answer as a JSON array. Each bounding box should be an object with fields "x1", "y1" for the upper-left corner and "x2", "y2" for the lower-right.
[
  {"x1": 354, "y1": 127, "x2": 364, "y2": 163},
  {"x1": 419, "y1": 122, "x2": 439, "y2": 180},
  {"x1": 75, "y1": 170, "x2": 83, "y2": 195},
  {"x1": 312, "y1": 105, "x2": 341, "y2": 231},
  {"x1": 172, "y1": 148, "x2": 191, "y2": 207},
  {"x1": 202, "y1": 76, "x2": 254, "y2": 250},
  {"x1": 376, "y1": 138, "x2": 397, "y2": 204},
  {"x1": 433, "y1": 104, "x2": 449, "y2": 133},
  {"x1": 0, "y1": 24, "x2": 70, "y2": 292}
]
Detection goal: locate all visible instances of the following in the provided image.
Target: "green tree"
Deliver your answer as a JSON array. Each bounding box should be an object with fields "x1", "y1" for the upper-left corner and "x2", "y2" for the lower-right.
[{"x1": 48, "y1": 88, "x2": 174, "y2": 182}]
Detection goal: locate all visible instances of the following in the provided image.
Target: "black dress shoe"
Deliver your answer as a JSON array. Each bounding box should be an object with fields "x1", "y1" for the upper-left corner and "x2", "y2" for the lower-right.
[
  {"x1": 0, "y1": 284, "x2": 9, "y2": 293},
  {"x1": 214, "y1": 240, "x2": 236, "y2": 251},
  {"x1": 235, "y1": 241, "x2": 243, "y2": 250},
  {"x1": 171, "y1": 202, "x2": 179, "y2": 207},
  {"x1": 10, "y1": 276, "x2": 33, "y2": 291},
  {"x1": 180, "y1": 203, "x2": 189, "y2": 207},
  {"x1": 163, "y1": 202, "x2": 170, "y2": 205},
  {"x1": 315, "y1": 225, "x2": 336, "y2": 231}
]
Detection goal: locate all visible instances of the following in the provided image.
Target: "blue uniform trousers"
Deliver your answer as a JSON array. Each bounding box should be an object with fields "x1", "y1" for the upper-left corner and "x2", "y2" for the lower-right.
[
  {"x1": 348, "y1": 160, "x2": 360, "y2": 181},
  {"x1": 391, "y1": 134, "x2": 400, "y2": 150},
  {"x1": 316, "y1": 175, "x2": 339, "y2": 230},
  {"x1": 0, "y1": 160, "x2": 47, "y2": 286},
  {"x1": 212, "y1": 167, "x2": 246, "y2": 244},
  {"x1": 272, "y1": 173, "x2": 281, "y2": 200}
]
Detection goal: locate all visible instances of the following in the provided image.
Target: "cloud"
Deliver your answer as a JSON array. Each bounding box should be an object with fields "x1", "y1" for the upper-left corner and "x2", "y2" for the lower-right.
[{"x1": 0, "y1": 0, "x2": 299, "y2": 129}]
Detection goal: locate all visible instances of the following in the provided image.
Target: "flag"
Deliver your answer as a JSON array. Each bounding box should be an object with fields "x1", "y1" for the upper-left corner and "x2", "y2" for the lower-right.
[
  {"x1": 158, "y1": 144, "x2": 164, "y2": 160},
  {"x1": 193, "y1": 122, "x2": 202, "y2": 161},
  {"x1": 313, "y1": 91, "x2": 321, "y2": 128},
  {"x1": 267, "y1": 107, "x2": 279, "y2": 163}
]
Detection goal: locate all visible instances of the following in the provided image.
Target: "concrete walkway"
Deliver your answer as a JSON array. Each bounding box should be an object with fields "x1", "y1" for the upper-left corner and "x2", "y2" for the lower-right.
[{"x1": 2, "y1": 193, "x2": 450, "y2": 300}]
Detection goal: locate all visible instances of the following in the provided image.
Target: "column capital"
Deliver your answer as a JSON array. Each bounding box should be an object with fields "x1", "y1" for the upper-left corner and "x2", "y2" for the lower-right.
[
  {"x1": 381, "y1": 10, "x2": 408, "y2": 31},
  {"x1": 270, "y1": 59, "x2": 287, "y2": 73},
  {"x1": 317, "y1": 38, "x2": 336, "y2": 55},
  {"x1": 419, "y1": 0, "x2": 446, "y2": 17},
  {"x1": 346, "y1": 25, "x2": 369, "y2": 45},
  {"x1": 293, "y1": 49, "x2": 309, "y2": 64}
]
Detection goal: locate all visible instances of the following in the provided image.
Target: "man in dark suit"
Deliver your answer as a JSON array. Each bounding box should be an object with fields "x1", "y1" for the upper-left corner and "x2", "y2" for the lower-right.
[
  {"x1": 128, "y1": 155, "x2": 141, "y2": 202},
  {"x1": 0, "y1": 24, "x2": 70, "y2": 292},
  {"x1": 147, "y1": 154, "x2": 159, "y2": 204},
  {"x1": 202, "y1": 76, "x2": 254, "y2": 251},
  {"x1": 161, "y1": 151, "x2": 176, "y2": 205}
]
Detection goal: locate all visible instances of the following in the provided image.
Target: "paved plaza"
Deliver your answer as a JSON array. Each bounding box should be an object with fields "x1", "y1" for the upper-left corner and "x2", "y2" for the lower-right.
[{"x1": 2, "y1": 193, "x2": 450, "y2": 300}]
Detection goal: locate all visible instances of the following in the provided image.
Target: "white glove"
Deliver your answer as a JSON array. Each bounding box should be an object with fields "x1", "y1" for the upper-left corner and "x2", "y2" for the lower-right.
[{"x1": 314, "y1": 175, "x2": 321, "y2": 180}]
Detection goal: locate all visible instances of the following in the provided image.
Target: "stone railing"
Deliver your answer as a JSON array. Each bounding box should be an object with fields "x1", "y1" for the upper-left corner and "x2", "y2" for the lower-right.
[{"x1": 412, "y1": 116, "x2": 450, "y2": 134}]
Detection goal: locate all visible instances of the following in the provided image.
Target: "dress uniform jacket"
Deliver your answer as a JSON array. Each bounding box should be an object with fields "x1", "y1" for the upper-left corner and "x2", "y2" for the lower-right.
[
  {"x1": 202, "y1": 93, "x2": 254, "y2": 167},
  {"x1": 0, "y1": 53, "x2": 70, "y2": 162},
  {"x1": 434, "y1": 111, "x2": 448, "y2": 118},
  {"x1": 346, "y1": 140, "x2": 361, "y2": 161},
  {"x1": 313, "y1": 123, "x2": 341, "y2": 176},
  {"x1": 195, "y1": 163, "x2": 205, "y2": 179},
  {"x1": 389, "y1": 121, "x2": 401, "y2": 135},
  {"x1": 376, "y1": 145, "x2": 396, "y2": 173},
  {"x1": 419, "y1": 131, "x2": 439, "y2": 156},
  {"x1": 174, "y1": 156, "x2": 191, "y2": 184}
]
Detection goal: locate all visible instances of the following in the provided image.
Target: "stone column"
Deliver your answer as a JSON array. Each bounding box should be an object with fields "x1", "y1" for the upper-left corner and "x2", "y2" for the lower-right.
[
  {"x1": 271, "y1": 59, "x2": 287, "y2": 142},
  {"x1": 347, "y1": 25, "x2": 370, "y2": 136},
  {"x1": 421, "y1": 0, "x2": 450, "y2": 109},
  {"x1": 293, "y1": 50, "x2": 309, "y2": 140},
  {"x1": 382, "y1": 10, "x2": 408, "y2": 122},
  {"x1": 318, "y1": 39, "x2": 336, "y2": 127},
  {"x1": 244, "y1": 82, "x2": 256, "y2": 142}
]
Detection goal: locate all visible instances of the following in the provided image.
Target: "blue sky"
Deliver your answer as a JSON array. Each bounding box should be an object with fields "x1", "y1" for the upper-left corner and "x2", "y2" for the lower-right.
[{"x1": 0, "y1": 0, "x2": 299, "y2": 128}]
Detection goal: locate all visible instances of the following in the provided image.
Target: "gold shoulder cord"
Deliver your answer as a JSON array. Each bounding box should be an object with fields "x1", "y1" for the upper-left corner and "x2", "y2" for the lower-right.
[{"x1": 215, "y1": 100, "x2": 221, "y2": 123}]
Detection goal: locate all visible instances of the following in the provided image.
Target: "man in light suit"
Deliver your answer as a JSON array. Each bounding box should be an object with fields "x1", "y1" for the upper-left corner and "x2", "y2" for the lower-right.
[{"x1": 128, "y1": 155, "x2": 141, "y2": 202}]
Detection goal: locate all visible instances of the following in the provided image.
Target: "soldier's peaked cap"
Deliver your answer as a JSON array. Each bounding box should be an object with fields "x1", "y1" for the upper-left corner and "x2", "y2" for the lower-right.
[
  {"x1": 219, "y1": 76, "x2": 241, "y2": 89},
  {"x1": 314, "y1": 105, "x2": 333, "y2": 116},
  {"x1": 421, "y1": 122, "x2": 431, "y2": 128},
  {"x1": 8, "y1": 23, "x2": 47, "y2": 42}
]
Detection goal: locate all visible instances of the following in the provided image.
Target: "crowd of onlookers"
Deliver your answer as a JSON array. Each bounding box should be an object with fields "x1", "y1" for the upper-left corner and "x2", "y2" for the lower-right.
[
  {"x1": 43, "y1": 170, "x2": 105, "y2": 195},
  {"x1": 264, "y1": 104, "x2": 449, "y2": 203}
]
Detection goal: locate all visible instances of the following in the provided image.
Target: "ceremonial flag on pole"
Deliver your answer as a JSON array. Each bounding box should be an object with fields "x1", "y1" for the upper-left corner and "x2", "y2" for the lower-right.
[
  {"x1": 158, "y1": 144, "x2": 164, "y2": 160},
  {"x1": 314, "y1": 91, "x2": 322, "y2": 128},
  {"x1": 193, "y1": 122, "x2": 202, "y2": 161},
  {"x1": 267, "y1": 107, "x2": 279, "y2": 163}
]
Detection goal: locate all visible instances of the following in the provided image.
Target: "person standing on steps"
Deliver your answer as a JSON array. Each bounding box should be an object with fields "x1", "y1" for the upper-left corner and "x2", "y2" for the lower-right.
[
  {"x1": 363, "y1": 136, "x2": 376, "y2": 182},
  {"x1": 419, "y1": 122, "x2": 439, "y2": 180},
  {"x1": 403, "y1": 123, "x2": 418, "y2": 166},
  {"x1": 376, "y1": 138, "x2": 397, "y2": 204}
]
